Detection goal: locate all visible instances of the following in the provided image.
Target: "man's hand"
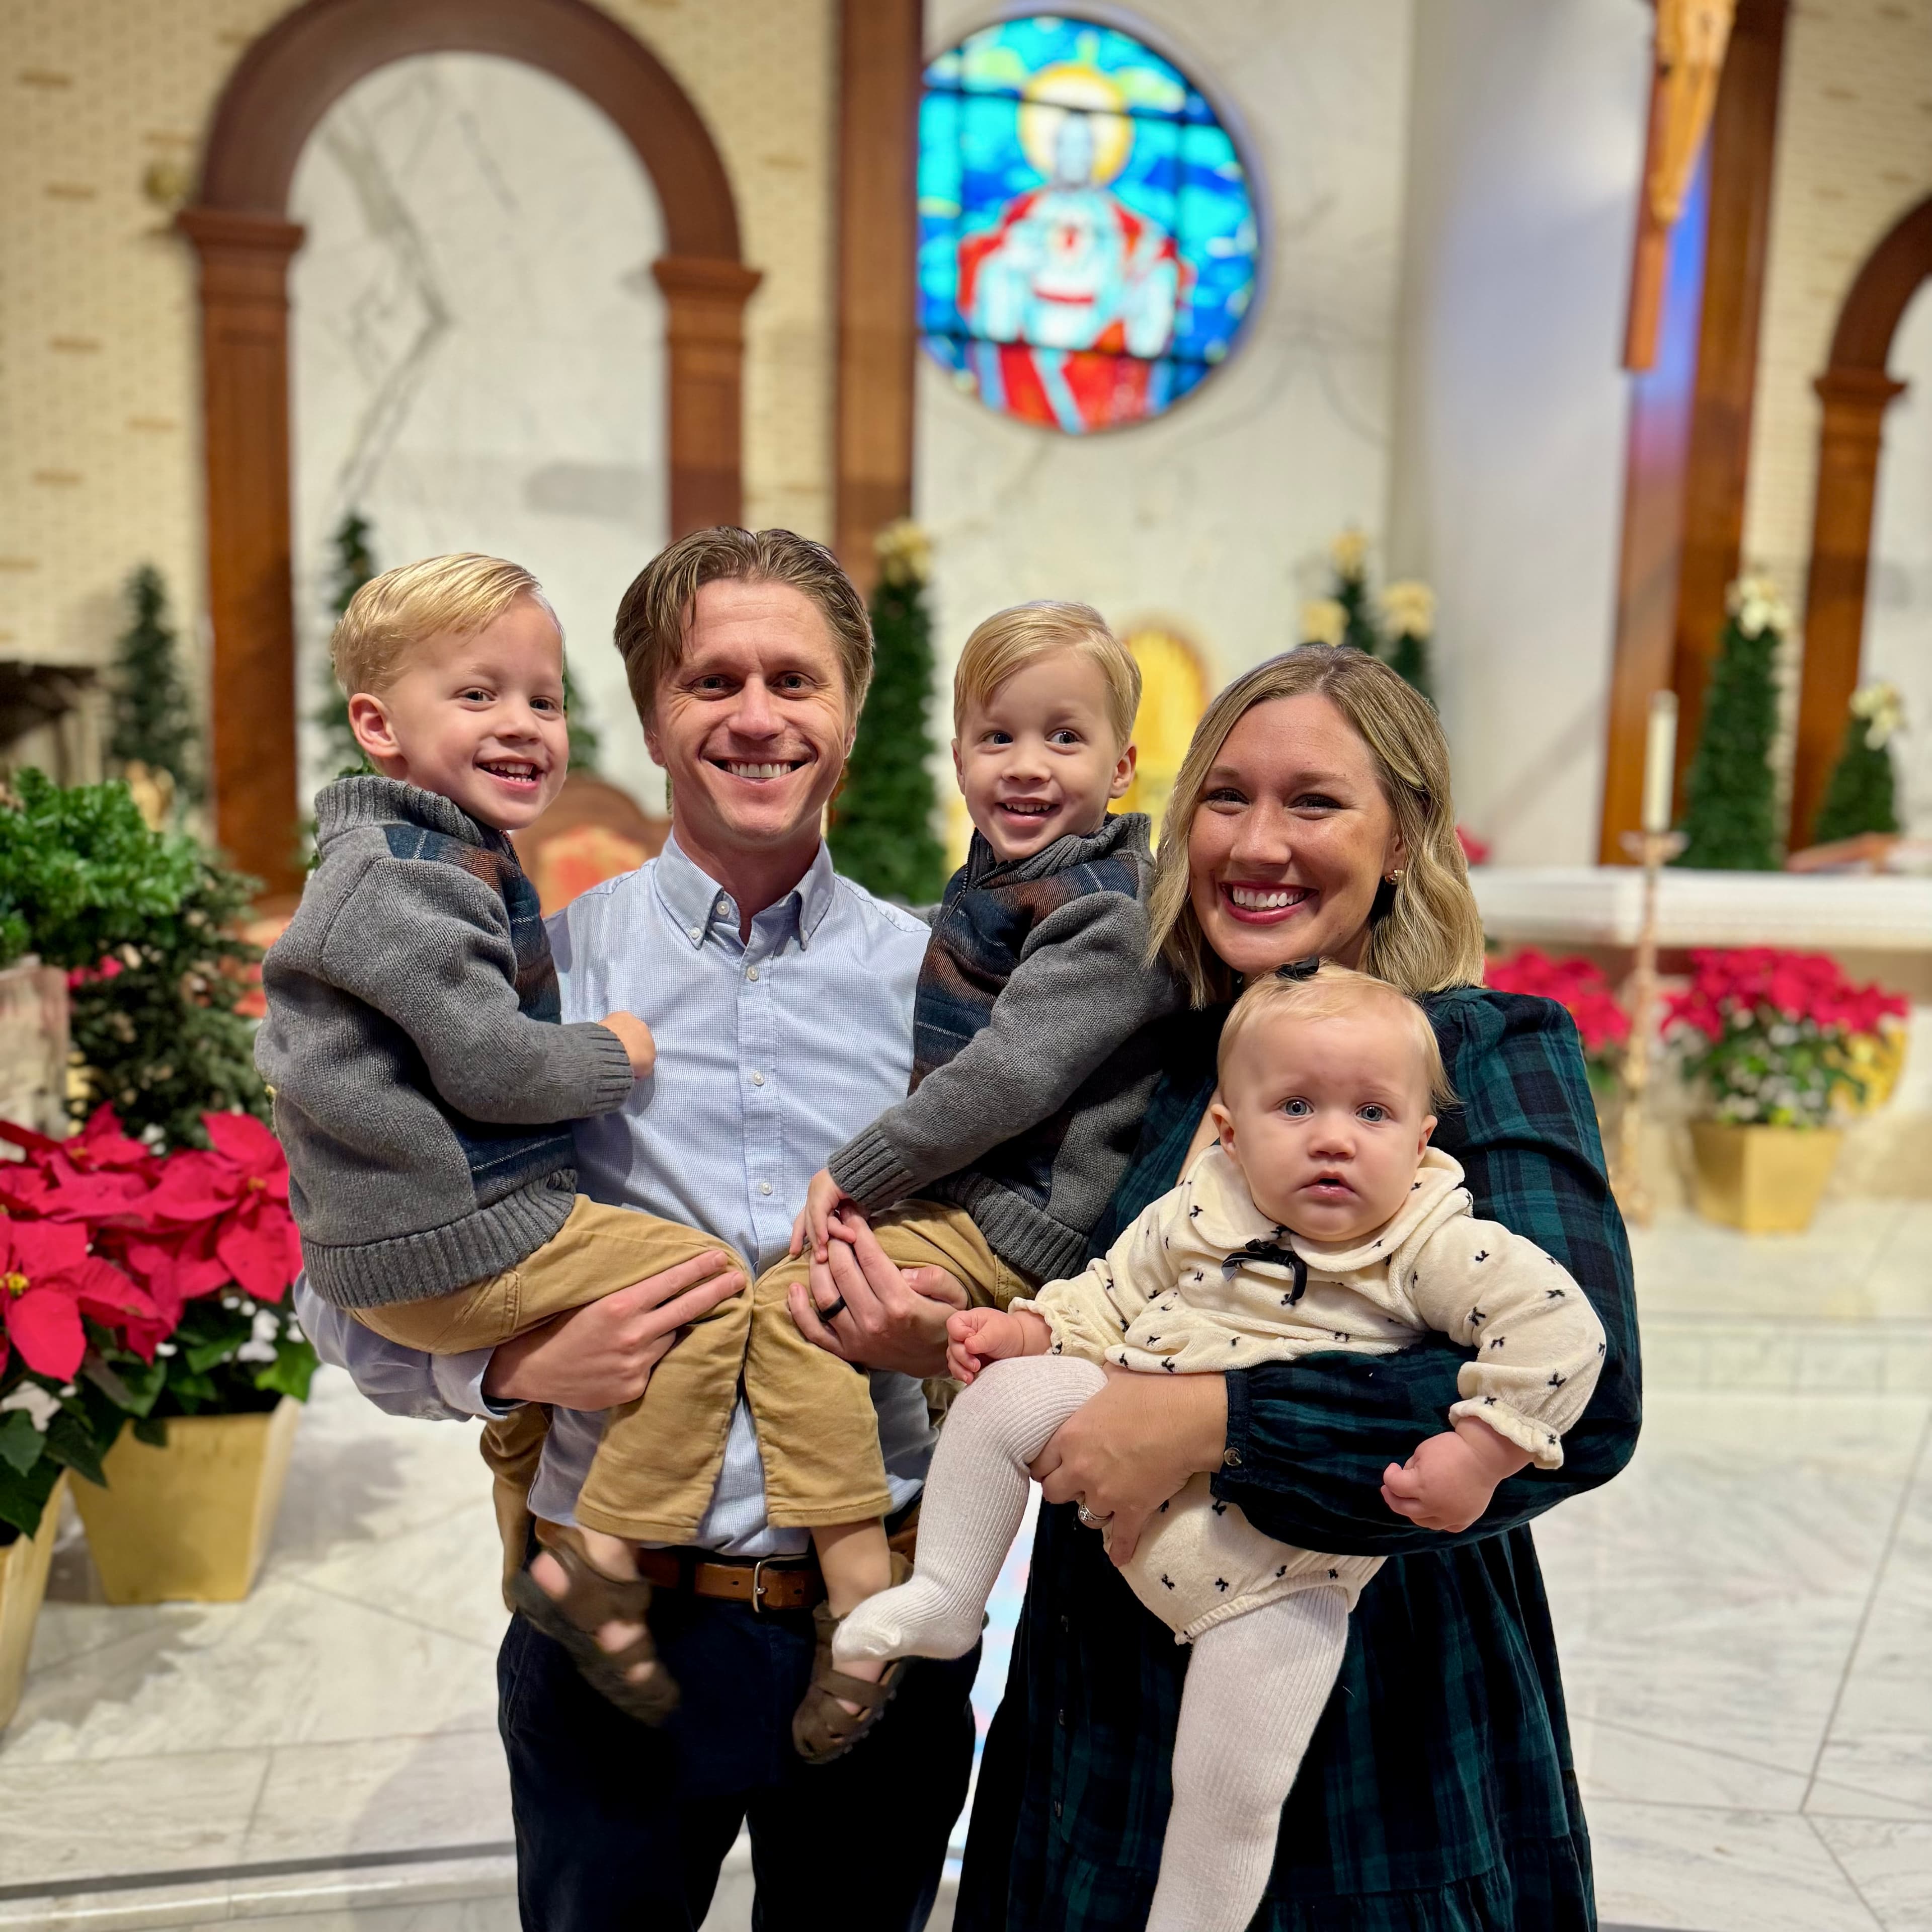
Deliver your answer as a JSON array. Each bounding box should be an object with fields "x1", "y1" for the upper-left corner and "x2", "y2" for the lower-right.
[
  {"x1": 1381, "y1": 1417, "x2": 1530, "y2": 1533},
  {"x1": 945, "y1": 1306, "x2": 1048, "y2": 1385},
  {"x1": 787, "y1": 1167, "x2": 850, "y2": 1264},
  {"x1": 785, "y1": 1205, "x2": 966, "y2": 1379},
  {"x1": 599, "y1": 1011, "x2": 658, "y2": 1079},
  {"x1": 1030, "y1": 1368, "x2": 1227, "y2": 1565},
  {"x1": 483, "y1": 1250, "x2": 743, "y2": 1409}
]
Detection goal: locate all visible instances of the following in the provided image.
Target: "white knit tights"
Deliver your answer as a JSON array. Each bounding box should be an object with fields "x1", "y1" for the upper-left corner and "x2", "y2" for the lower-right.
[
  {"x1": 1146, "y1": 1584, "x2": 1351, "y2": 1932},
  {"x1": 834, "y1": 1354, "x2": 1107, "y2": 1664}
]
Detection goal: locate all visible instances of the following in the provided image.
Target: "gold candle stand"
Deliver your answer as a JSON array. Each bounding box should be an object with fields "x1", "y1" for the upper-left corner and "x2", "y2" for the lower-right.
[{"x1": 1612, "y1": 828, "x2": 1686, "y2": 1228}]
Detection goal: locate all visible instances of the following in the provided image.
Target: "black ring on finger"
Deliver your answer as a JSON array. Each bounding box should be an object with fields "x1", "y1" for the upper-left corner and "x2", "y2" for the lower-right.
[{"x1": 816, "y1": 1295, "x2": 848, "y2": 1324}]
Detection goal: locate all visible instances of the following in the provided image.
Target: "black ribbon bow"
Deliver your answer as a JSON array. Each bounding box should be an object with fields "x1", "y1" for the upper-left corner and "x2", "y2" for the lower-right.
[
  {"x1": 1274, "y1": 956, "x2": 1322, "y2": 982},
  {"x1": 1222, "y1": 1237, "x2": 1309, "y2": 1303}
]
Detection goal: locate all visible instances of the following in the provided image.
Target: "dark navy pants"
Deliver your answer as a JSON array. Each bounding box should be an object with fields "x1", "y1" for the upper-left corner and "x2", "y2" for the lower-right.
[{"x1": 497, "y1": 1579, "x2": 980, "y2": 1931}]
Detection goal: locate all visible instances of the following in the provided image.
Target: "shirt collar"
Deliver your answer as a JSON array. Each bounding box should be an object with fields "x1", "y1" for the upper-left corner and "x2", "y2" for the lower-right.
[{"x1": 653, "y1": 832, "x2": 837, "y2": 951}]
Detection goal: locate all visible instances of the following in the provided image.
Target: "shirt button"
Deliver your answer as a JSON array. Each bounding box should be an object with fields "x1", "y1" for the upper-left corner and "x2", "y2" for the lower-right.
[
  {"x1": 750, "y1": 1071, "x2": 766, "y2": 1087},
  {"x1": 746, "y1": 966, "x2": 759, "y2": 982},
  {"x1": 1054, "y1": 1801, "x2": 1064, "y2": 1820},
  {"x1": 758, "y1": 1180, "x2": 773, "y2": 1196},
  {"x1": 1223, "y1": 1446, "x2": 1243, "y2": 1469},
  {"x1": 687, "y1": 926, "x2": 702, "y2": 942},
  {"x1": 716, "y1": 899, "x2": 729, "y2": 916}
]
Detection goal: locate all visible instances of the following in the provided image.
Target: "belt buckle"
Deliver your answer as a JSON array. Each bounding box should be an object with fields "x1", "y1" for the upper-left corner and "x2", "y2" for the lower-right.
[{"x1": 750, "y1": 1556, "x2": 772, "y2": 1615}]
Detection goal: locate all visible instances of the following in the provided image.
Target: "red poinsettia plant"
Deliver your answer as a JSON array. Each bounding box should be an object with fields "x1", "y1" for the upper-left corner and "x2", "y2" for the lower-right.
[
  {"x1": 1485, "y1": 949, "x2": 1631, "y2": 1098},
  {"x1": 1664, "y1": 947, "x2": 1909, "y2": 1129},
  {"x1": 0, "y1": 1106, "x2": 312, "y2": 1540}
]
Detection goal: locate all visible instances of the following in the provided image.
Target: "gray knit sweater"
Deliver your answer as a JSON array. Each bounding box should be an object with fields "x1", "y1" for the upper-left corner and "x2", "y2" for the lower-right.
[
  {"x1": 827, "y1": 813, "x2": 1180, "y2": 1285},
  {"x1": 256, "y1": 777, "x2": 635, "y2": 1310}
]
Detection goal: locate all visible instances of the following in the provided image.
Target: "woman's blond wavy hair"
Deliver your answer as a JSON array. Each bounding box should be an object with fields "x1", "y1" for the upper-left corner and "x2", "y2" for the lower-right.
[{"x1": 1148, "y1": 646, "x2": 1485, "y2": 1005}]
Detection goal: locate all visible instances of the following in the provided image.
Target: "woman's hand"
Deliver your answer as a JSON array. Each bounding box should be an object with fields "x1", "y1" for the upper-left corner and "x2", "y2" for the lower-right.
[
  {"x1": 482, "y1": 1251, "x2": 745, "y2": 1409},
  {"x1": 786, "y1": 1208, "x2": 966, "y2": 1379},
  {"x1": 1032, "y1": 1368, "x2": 1228, "y2": 1564}
]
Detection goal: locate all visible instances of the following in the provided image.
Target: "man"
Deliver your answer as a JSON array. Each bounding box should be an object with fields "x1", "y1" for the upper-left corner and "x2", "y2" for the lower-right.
[{"x1": 297, "y1": 527, "x2": 977, "y2": 1931}]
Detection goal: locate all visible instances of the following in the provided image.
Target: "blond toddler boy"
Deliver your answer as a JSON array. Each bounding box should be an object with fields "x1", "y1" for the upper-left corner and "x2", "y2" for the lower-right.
[{"x1": 833, "y1": 963, "x2": 1607, "y2": 1931}]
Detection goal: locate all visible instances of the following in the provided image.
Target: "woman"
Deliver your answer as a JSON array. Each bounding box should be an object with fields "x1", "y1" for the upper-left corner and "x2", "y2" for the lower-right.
[{"x1": 953, "y1": 646, "x2": 1641, "y2": 1929}]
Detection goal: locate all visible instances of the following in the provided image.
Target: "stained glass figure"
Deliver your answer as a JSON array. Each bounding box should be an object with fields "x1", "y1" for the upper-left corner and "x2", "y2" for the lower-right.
[{"x1": 920, "y1": 17, "x2": 1258, "y2": 433}]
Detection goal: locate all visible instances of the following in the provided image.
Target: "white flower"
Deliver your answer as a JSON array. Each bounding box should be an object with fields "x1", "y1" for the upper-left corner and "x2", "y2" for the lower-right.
[
  {"x1": 1850, "y1": 682, "x2": 1905, "y2": 750},
  {"x1": 1329, "y1": 528, "x2": 1369, "y2": 578},
  {"x1": 250, "y1": 1309, "x2": 280, "y2": 1346},
  {"x1": 1380, "y1": 580, "x2": 1435, "y2": 638},
  {"x1": 1726, "y1": 572, "x2": 1790, "y2": 638},
  {"x1": 872, "y1": 519, "x2": 932, "y2": 588},
  {"x1": 155, "y1": 1341, "x2": 177, "y2": 1357},
  {"x1": 0, "y1": 1383, "x2": 60, "y2": 1431},
  {"x1": 1301, "y1": 598, "x2": 1347, "y2": 648}
]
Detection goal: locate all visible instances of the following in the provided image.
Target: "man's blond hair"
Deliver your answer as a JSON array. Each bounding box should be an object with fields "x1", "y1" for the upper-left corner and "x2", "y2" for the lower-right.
[
  {"x1": 613, "y1": 526, "x2": 873, "y2": 726},
  {"x1": 330, "y1": 553, "x2": 559, "y2": 698},
  {"x1": 953, "y1": 602, "x2": 1141, "y2": 748},
  {"x1": 1218, "y1": 961, "x2": 1456, "y2": 1112}
]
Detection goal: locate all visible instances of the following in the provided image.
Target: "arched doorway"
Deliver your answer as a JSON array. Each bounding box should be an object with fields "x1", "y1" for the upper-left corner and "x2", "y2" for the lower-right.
[
  {"x1": 1788, "y1": 195, "x2": 1932, "y2": 849},
  {"x1": 181, "y1": 0, "x2": 757, "y2": 894}
]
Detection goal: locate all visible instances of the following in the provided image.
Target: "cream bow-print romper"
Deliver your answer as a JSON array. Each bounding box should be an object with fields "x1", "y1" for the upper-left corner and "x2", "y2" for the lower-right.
[{"x1": 1010, "y1": 1144, "x2": 1607, "y2": 1643}]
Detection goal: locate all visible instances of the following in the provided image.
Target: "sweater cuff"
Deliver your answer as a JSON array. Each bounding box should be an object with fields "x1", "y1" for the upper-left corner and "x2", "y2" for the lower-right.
[
  {"x1": 1450, "y1": 1398, "x2": 1566, "y2": 1470},
  {"x1": 579, "y1": 1023, "x2": 640, "y2": 1113},
  {"x1": 828, "y1": 1123, "x2": 917, "y2": 1212},
  {"x1": 1218, "y1": 1369, "x2": 1254, "y2": 1476}
]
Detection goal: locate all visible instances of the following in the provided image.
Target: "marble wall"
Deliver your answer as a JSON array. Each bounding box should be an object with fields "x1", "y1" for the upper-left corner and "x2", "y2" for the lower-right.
[
  {"x1": 1867, "y1": 282, "x2": 1932, "y2": 837},
  {"x1": 289, "y1": 52, "x2": 669, "y2": 811},
  {"x1": 1386, "y1": 0, "x2": 1652, "y2": 866},
  {"x1": 914, "y1": 0, "x2": 1417, "y2": 767}
]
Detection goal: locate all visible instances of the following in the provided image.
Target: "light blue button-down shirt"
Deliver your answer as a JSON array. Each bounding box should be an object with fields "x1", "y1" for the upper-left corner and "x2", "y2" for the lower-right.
[{"x1": 295, "y1": 835, "x2": 936, "y2": 1556}]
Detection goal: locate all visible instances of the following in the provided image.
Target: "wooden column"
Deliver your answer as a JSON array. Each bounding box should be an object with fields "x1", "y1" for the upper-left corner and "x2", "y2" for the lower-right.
[
  {"x1": 653, "y1": 256, "x2": 762, "y2": 536},
  {"x1": 1788, "y1": 367, "x2": 1906, "y2": 844},
  {"x1": 177, "y1": 206, "x2": 306, "y2": 899},
  {"x1": 1599, "y1": 0, "x2": 1786, "y2": 862},
  {"x1": 834, "y1": 0, "x2": 924, "y2": 596}
]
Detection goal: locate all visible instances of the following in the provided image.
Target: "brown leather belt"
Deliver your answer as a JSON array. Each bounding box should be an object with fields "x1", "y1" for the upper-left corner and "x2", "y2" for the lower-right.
[{"x1": 634, "y1": 1548, "x2": 824, "y2": 1614}]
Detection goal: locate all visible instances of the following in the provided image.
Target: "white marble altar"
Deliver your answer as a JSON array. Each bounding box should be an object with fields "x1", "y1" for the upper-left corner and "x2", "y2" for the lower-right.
[{"x1": 288, "y1": 52, "x2": 670, "y2": 815}]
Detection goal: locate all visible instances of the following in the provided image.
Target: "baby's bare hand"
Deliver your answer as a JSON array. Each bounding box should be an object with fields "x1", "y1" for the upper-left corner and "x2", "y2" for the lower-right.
[
  {"x1": 789, "y1": 1168, "x2": 849, "y2": 1261},
  {"x1": 600, "y1": 1011, "x2": 657, "y2": 1078},
  {"x1": 1380, "y1": 1429, "x2": 1503, "y2": 1534}
]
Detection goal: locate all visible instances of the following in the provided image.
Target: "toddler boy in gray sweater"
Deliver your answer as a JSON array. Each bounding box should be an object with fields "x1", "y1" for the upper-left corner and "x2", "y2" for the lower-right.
[{"x1": 257, "y1": 552, "x2": 894, "y2": 1728}]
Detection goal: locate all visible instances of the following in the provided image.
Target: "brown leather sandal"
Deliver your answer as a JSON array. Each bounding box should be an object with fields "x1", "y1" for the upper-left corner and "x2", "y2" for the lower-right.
[
  {"x1": 791, "y1": 1554, "x2": 913, "y2": 1765},
  {"x1": 508, "y1": 1536, "x2": 679, "y2": 1726}
]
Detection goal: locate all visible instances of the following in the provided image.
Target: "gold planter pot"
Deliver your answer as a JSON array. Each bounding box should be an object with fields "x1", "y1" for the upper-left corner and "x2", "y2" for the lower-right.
[
  {"x1": 1689, "y1": 1121, "x2": 1843, "y2": 1234},
  {"x1": 1, "y1": 1472, "x2": 68, "y2": 1732},
  {"x1": 71, "y1": 1400, "x2": 300, "y2": 1604}
]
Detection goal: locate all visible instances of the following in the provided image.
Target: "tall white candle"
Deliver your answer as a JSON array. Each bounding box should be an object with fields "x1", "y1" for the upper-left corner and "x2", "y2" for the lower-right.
[{"x1": 1641, "y1": 689, "x2": 1678, "y2": 834}]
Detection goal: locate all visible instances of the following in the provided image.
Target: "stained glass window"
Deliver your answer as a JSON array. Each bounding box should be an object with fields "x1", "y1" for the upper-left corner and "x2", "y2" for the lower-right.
[{"x1": 919, "y1": 17, "x2": 1259, "y2": 434}]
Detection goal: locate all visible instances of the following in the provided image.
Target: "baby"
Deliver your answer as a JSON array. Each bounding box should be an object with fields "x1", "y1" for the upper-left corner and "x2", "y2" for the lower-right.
[
  {"x1": 258, "y1": 552, "x2": 895, "y2": 1726},
  {"x1": 835, "y1": 962, "x2": 1607, "y2": 1932}
]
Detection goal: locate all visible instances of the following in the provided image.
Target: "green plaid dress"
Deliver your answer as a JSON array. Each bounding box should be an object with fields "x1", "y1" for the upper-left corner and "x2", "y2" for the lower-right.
[{"x1": 955, "y1": 988, "x2": 1641, "y2": 1930}]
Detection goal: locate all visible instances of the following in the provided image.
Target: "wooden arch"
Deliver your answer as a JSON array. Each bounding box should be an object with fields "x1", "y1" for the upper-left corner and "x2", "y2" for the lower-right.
[
  {"x1": 1788, "y1": 194, "x2": 1932, "y2": 848},
  {"x1": 181, "y1": 0, "x2": 759, "y2": 893}
]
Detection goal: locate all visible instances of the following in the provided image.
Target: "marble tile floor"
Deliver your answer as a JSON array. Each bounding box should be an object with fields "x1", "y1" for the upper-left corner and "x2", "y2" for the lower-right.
[{"x1": 0, "y1": 1198, "x2": 1925, "y2": 1931}]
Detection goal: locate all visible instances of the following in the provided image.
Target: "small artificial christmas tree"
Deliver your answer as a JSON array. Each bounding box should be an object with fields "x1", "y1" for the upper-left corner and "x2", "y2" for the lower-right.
[
  {"x1": 1811, "y1": 683, "x2": 1903, "y2": 846},
  {"x1": 828, "y1": 521, "x2": 947, "y2": 904},
  {"x1": 1380, "y1": 579, "x2": 1437, "y2": 706},
  {"x1": 563, "y1": 664, "x2": 601, "y2": 773},
  {"x1": 109, "y1": 565, "x2": 202, "y2": 807},
  {"x1": 1327, "y1": 528, "x2": 1382, "y2": 657},
  {"x1": 316, "y1": 510, "x2": 377, "y2": 773},
  {"x1": 1672, "y1": 575, "x2": 1787, "y2": 871}
]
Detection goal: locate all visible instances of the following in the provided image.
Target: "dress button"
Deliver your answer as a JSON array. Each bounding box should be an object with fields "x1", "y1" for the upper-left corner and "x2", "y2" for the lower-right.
[
  {"x1": 750, "y1": 1071, "x2": 766, "y2": 1087},
  {"x1": 1223, "y1": 1446, "x2": 1243, "y2": 1469},
  {"x1": 746, "y1": 966, "x2": 759, "y2": 982},
  {"x1": 1057, "y1": 1707, "x2": 1068, "y2": 1728},
  {"x1": 758, "y1": 1180, "x2": 773, "y2": 1196},
  {"x1": 1054, "y1": 1801, "x2": 1064, "y2": 1820}
]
